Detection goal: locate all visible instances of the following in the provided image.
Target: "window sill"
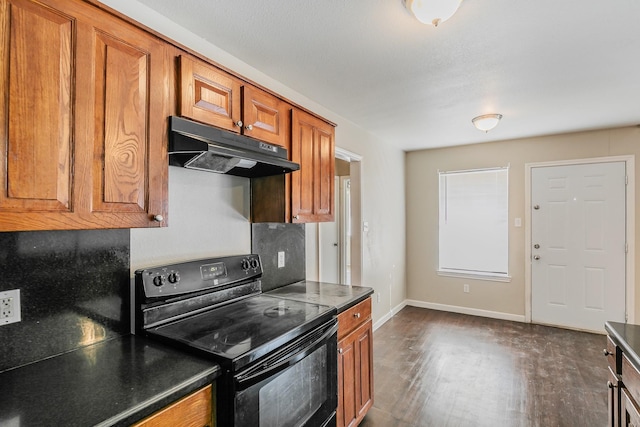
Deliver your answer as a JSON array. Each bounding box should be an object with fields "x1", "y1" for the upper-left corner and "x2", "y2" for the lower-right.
[{"x1": 437, "y1": 270, "x2": 512, "y2": 283}]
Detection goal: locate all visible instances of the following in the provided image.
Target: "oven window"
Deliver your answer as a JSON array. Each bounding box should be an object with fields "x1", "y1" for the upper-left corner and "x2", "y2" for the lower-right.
[{"x1": 236, "y1": 346, "x2": 328, "y2": 427}]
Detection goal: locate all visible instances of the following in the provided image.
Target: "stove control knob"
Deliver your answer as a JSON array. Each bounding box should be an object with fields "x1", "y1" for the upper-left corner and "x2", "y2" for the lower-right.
[
  {"x1": 250, "y1": 258, "x2": 259, "y2": 269},
  {"x1": 152, "y1": 275, "x2": 166, "y2": 287},
  {"x1": 241, "y1": 258, "x2": 250, "y2": 270},
  {"x1": 168, "y1": 272, "x2": 181, "y2": 284}
]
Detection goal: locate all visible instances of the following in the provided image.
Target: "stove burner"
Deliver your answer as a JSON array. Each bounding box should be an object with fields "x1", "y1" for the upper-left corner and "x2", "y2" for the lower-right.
[{"x1": 264, "y1": 303, "x2": 307, "y2": 319}]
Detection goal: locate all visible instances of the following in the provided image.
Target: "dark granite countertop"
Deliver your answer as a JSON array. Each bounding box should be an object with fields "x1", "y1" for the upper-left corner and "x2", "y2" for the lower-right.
[
  {"x1": 0, "y1": 334, "x2": 220, "y2": 427},
  {"x1": 605, "y1": 321, "x2": 640, "y2": 371},
  {"x1": 266, "y1": 281, "x2": 374, "y2": 313}
]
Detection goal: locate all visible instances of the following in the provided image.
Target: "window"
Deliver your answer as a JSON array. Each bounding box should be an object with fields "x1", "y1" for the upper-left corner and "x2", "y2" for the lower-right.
[{"x1": 438, "y1": 167, "x2": 509, "y2": 280}]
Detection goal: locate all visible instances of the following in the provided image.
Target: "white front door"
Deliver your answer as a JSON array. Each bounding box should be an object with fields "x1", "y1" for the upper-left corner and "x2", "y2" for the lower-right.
[{"x1": 531, "y1": 161, "x2": 626, "y2": 332}]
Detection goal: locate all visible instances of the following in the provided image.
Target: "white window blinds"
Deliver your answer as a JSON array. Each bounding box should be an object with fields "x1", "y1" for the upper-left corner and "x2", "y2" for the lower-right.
[{"x1": 438, "y1": 167, "x2": 509, "y2": 278}]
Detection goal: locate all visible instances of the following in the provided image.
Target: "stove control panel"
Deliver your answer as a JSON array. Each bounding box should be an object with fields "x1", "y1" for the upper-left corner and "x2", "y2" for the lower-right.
[{"x1": 136, "y1": 254, "x2": 262, "y2": 300}]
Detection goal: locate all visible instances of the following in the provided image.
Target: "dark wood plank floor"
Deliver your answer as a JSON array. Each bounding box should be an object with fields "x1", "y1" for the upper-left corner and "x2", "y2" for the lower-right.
[{"x1": 359, "y1": 306, "x2": 607, "y2": 427}]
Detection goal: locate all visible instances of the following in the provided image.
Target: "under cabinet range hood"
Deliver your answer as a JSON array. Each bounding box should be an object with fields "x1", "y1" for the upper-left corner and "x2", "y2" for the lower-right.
[{"x1": 168, "y1": 116, "x2": 300, "y2": 178}]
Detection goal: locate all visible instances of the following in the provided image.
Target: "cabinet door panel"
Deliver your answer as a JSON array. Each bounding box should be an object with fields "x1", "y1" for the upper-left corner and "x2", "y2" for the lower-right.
[
  {"x1": 357, "y1": 321, "x2": 374, "y2": 419},
  {"x1": 242, "y1": 85, "x2": 289, "y2": 146},
  {"x1": 179, "y1": 55, "x2": 241, "y2": 132},
  {"x1": 623, "y1": 388, "x2": 640, "y2": 427},
  {"x1": 1, "y1": 0, "x2": 72, "y2": 212},
  {"x1": 92, "y1": 31, "x2": 147, "y2": 212},
  {"x1": 338, "y1": 337, "x2": 357, "y2": 427},
  {"x1": 315, "y1": 126, "x2": 334, "y2": 219}
]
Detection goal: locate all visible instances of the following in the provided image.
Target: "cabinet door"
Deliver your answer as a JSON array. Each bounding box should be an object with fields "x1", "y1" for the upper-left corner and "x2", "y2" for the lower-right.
[
  {"x1": 338, "y1": 332, "x2": 358, "y2": 427},
  {"x1": 132, "y1": 385, "x2": 212, "y2": 427},
  {"x1": 622, "y1": 388, "x2": 640, "y2": 427},
  {"x1": 242, "y1": 85, "x2": 289, "y2": 146},
  {"x1": 337, "y1": 319, "x2": 374, "y2": 427},
  {"x1": 179, "y1": 55, "x2": 242, "y2": 133},
  {"x1": 82, "y1": 15, "x2": 168, "y2": 227},
  {"x1": 0, "y1": 0, "x2": 168, "y2": 230},
  {"x1": 291, "y1": 109, "x2": 335, "y2": 223},
  {"x1": 356, "y1": 320, "x2": 374, "y2": 421},
  {"x1": 0, "y1": 0, "x2": 74, "y2": 221},
  {"x1": 609, "y1": 367, "x2": 620, "y2": 427}
]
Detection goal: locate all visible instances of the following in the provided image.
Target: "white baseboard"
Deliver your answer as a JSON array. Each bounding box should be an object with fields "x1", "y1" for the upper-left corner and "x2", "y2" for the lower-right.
[
  {"x1": 405, "y1": 299, "x2": 526, "y2": 323},
  {"x1": 373, "y1": 300, "x2": 407, "y2": 331}
]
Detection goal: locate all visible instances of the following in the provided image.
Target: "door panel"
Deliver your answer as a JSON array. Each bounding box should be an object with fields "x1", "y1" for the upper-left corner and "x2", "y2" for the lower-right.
[
  {"x1": 1, "y1": 0, "x2": 73, "y2": 212},
  {"x1": 531, "y1": 162, "x2": 626, "y2": 332}
]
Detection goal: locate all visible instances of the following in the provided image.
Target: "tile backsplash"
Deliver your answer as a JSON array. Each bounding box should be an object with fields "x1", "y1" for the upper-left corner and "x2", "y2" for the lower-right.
[
  {"x1": 0, "y1": 229, "x2": 130, "y2": 372},
  {"x1": 252, "y1": 223, "x2": 305, "y2": 291}
]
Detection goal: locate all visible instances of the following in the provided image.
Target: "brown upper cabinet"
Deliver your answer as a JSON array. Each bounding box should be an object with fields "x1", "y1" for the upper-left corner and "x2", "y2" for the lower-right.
[
  {"x1": 0, "y1": 0, "x2": 168, "y2": 231},
  {"x1": 251, "y1": 108, "x2": 335, "y2": 224},
  {"x1": 179, "y1": 55, "x2": 289, "y2": 147},
  {"x1": 291, "y1": 109, "x2": 335, "y2": 223}
]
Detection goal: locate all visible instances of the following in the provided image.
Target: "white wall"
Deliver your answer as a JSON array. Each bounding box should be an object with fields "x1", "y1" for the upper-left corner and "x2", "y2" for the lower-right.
[{"x1": 104, "y1": 0, "x2": 407, "y2": 325}]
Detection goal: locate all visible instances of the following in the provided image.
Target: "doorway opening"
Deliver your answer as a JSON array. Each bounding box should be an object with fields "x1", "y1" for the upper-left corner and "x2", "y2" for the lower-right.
[{"x1": 316, "y1": 148, "x2": 362, "y2": 285}]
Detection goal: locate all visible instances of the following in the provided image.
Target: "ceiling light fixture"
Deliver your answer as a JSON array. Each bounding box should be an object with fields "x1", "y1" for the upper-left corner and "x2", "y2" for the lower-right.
[
  {"x1": 403, "y1": 0, "x2": 463, "y2": 27},
  {"x1": 472, "y1": 114, "x2": 503, "y2": 132}
]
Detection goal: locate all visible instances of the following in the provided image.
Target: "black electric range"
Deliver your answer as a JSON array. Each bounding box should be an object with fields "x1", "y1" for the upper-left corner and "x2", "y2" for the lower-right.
[{"x1": 135, "y1": 255, "x2": 338, "y2": 427}]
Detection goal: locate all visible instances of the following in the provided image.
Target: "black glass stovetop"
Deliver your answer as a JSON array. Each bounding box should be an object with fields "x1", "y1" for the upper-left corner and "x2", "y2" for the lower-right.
[{"x1": 147, "y1": 294, "x2": 335, "y2": 371}]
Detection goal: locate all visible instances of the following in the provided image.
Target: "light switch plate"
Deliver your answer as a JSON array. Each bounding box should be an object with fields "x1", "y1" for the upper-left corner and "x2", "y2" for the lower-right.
[
  {"x1": 0, "y1": 289, "x2": 21, "y2": 326},
  {"x1": 277, "y1": 251, "x2": 285, "y2": 268}
]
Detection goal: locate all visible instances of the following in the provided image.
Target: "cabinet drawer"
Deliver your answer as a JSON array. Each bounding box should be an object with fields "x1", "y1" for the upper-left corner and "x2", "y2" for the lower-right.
[
  {"x1": 338, "y1": 298, "x2": 371, "y2": 340},
  {"x1": 132, "y1": 385, "x2": 212, "y2": 427},
  {"x1": 607, "y1": 335, "x2": 621, "y2": 374}
]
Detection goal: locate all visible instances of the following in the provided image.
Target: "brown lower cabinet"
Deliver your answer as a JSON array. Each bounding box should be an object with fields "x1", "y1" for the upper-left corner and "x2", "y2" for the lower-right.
[
  {"x1": 337, "y1": 298, "x2": 373, "y2": 427},
  {"x1": 132, "y1": 385, "x2": 213, "y2": 427}
]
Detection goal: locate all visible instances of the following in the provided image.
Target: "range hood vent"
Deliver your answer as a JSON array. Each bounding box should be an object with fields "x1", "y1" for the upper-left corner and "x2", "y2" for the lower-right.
[{"x1": 169, "y1": 116, "x2": 299, "y2": 178}]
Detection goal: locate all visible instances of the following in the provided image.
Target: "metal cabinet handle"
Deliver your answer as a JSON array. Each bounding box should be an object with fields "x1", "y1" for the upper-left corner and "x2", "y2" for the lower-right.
[
  {"x1": 153, "y1": 214, "x2": 164, "y2": 222},
  {"x1": 533, "y1": 205, "x2": 540, "y2": 210},
  {"x1": 534, "y1": 244, "x2": 540, "y2": 249},
  {"x1": 235, "y1": 120, "x2": 243, "y2": 128},
  {"x1": 338, "y1": 348, "x2": 343, "y2": 354},
  {"x1": 293, "y1": 215, "x2": 299, "y2": 220},
  {"x1": 354, "y1": 312, "x2": 361, "y2": 319},
  {"x1": 608, "y1": 380, "x2": 617, "y2": 389},
  {"x1": 533, "y1": 255, "x2": 540, "y2": 260},
  {"x1": 603, "y1": 349, "x2": 613, "y2": 356},
  {"x1": 245, "y1": 124, "x2": 253, "y2": 131}
]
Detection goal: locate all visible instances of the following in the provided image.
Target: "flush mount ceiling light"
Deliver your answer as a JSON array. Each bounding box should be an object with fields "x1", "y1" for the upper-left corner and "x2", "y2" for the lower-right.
[
  {"x1": 472, "y1": 114, "x2": 503, "y2": 132},
  {"x1": 403, "y1": 0, "x2": 463, "y2": 27}
]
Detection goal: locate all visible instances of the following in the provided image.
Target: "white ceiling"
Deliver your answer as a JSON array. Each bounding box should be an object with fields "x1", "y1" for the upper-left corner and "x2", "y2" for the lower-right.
[{"x1": 137, "y1": 0, "x2": 640, "y2": 151}]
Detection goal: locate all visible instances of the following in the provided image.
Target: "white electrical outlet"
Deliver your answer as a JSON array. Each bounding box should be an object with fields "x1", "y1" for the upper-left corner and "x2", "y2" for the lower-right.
[
  {"x1": 0, "y1": 289, "x2": 21, "y2": 326},
  {"x1": 277, "y1": 251, "x2": 285, "y2": 268},
  {"x1": 463, "y1": 284, "x2": 470, "y2": 293}
]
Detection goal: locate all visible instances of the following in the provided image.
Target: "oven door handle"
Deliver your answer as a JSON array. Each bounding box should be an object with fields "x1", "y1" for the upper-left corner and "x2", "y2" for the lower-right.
[{"x1": 234, "y1": 321, "x2": 338, "y2": 390}]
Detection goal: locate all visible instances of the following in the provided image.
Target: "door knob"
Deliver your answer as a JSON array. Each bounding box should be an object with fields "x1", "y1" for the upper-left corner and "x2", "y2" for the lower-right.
[
  {"x1": 533, "y1": 205, "x2": 540, "y2": 210},
  {"x1": 333, "y1": 243, "x2": 338, "y2": 247},
  {"x1": 534, "y1": 244, "x2": 540, "y2": 249},
  {"x1": 533, "y1": 255, "x2": 540, "y2": 260}
]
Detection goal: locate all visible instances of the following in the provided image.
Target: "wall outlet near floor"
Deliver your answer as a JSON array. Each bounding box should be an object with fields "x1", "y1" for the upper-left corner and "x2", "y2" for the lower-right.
[
  {"x1": 463, "y1": 284, "x2": 470, "y2": 293},
  {"x1": 0, "y1": 289, "x2": 21, "y2": 326},
  {"x1": 277, "y1": 251, "x2": 285, "y2": 268}
]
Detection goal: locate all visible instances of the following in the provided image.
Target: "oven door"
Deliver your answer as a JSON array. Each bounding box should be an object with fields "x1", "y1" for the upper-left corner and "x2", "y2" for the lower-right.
[{"x1": 233, "y1": 317, "x2": 338, "y2": 427}]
